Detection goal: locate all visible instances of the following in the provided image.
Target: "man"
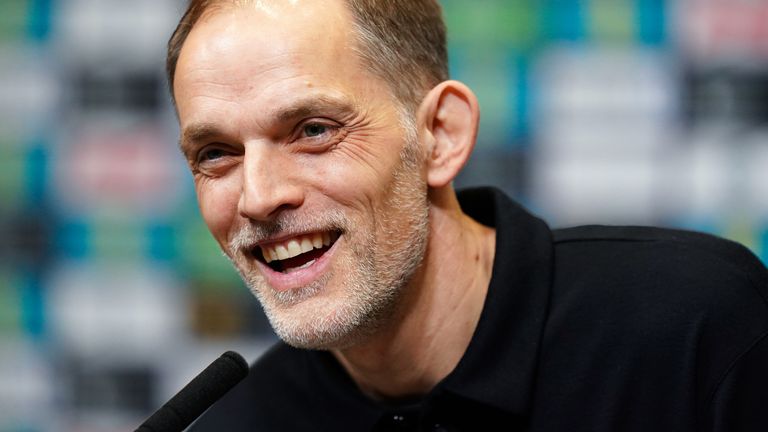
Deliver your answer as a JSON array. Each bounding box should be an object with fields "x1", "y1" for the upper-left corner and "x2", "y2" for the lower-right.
[{"x1": 168, "y1": 0, "x2": 768, "y2": 430}]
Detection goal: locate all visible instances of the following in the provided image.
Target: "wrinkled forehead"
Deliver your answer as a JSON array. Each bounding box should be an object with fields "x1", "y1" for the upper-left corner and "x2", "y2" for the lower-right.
[
  {"x1": 175, "y1": 0, "x2": 356, "y2": 91},
  {"x1": 183, "y1": 0, "x2": 355, "y2": 67},
  {"x1": 172, "y1": 0, "x2": 393, "y2": 126},
  {"x1": 199, "y1": 0, "x2": 348, "y2": 27}
]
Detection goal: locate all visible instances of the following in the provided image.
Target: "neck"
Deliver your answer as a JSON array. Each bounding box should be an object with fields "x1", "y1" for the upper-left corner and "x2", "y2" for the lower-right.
[{"x1": 332, "y1": 187, "x2": 496, "y2": 401}]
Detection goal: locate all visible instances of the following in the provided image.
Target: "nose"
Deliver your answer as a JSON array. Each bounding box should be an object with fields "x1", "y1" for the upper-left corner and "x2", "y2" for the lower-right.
[{"x1": 237, "y1": 144, "x2": 304, "y2": 221}]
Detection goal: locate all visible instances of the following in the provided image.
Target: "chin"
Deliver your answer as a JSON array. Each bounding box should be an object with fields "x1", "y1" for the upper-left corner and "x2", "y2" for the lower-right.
[
  {"x1": 269, "y1": 306, "x2": 373, "y2": 350},
  {"x1": 259, "y1": 283, "x2": 393, "y2": 351}
]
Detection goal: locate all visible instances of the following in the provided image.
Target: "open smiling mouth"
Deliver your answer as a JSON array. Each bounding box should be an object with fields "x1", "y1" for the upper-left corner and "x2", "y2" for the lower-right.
[{"x1": 256, "y1": 231, "x2": 340, "y2": 274}]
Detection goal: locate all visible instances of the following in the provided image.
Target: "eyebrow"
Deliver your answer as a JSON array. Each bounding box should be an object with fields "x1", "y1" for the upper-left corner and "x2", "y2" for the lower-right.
[
  {"x1": 275, "y1": 94, "x2": 355, "y2": 123},
  {"x1": 179, "y1": 122, "x2": 224, "y2": 159},
  {"x1": 179, "y1": 94, "x2": 356, "y2": 156}
]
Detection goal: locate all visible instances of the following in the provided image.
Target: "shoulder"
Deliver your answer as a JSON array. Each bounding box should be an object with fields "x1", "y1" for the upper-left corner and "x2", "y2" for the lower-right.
[
  {"x1": 554, "y1": 224, "x2": 762, "y2": 268},
  {"x1": 546, "y1": 225, "x2": 768, "y2": 361},
  {"x1": 546, "y1": 225, "x2": 768, "y2": 397},
  {"x1": 554, "y1": 224, "x2": 763, "y2": 267},
  {"x1": 537, "y1": 226, "x2": 768, "y2": 416},
  {"x1": 189, "y1": 342, "x2": 315, "y2": 431},
  {"x1": 551, "y1": 225, "x2": 768, "y2": 308}
]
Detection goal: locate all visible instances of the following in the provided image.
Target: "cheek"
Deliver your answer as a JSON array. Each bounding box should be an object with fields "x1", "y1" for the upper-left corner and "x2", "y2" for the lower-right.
[
  {"x1": 196, "y1": 177, "x2": 242, "y2": 246},
  {"x1": 305, "y1": 158, "x2": 383, "y2": 215},
  {"x1": 305, "y1": 137, "x2": 405, "y2": 209}
]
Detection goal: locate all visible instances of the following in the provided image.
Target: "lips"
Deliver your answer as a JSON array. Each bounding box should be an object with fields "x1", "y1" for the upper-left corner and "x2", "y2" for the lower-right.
[
  {"x1": 248, "y1": 230, "x2": 342, "y2": 292},
  {"x1": 257, "y1": 231, "x2": 340, "y2": 274}
]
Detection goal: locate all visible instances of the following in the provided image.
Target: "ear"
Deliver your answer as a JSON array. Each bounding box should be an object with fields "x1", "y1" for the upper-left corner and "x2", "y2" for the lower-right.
[{"x1": 416, "y1": 80, "x2": 480, "y2": 188}]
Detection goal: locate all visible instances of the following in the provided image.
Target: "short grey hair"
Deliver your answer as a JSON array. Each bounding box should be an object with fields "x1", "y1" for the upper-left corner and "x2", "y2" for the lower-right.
[{"x1": 166, "y1": 0, "x2": 449, "y2": 114}]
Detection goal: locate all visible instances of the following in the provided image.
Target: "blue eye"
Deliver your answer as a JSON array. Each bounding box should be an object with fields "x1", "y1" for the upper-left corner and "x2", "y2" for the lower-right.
[
  {"x1": 303, "y1": 123, "x2": 328, "y2": 137},
  {"x1": 200, "y1": 148, "x2": 226, "y2": 161}
]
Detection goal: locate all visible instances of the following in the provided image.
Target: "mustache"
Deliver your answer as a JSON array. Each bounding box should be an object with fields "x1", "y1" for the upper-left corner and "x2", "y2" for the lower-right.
[{"x1": 229, "y1": 209, "x2": 349, "y2": 252}]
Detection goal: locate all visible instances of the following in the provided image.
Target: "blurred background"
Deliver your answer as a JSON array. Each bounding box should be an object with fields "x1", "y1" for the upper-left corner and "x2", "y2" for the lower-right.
[{"x1": 0, "y1": 0, "x2": 766, "y2": 430}]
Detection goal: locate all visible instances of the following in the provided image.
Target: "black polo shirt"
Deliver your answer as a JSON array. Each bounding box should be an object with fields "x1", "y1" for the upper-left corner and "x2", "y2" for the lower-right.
[{"x1": 190, "y1": 187, "x2": 768, "y2": 431}]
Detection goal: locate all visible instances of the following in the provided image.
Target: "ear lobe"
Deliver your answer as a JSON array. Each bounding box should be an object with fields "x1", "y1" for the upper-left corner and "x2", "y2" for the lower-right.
[{"x1": 417, "y1": 80, "x2": 480, "y2": 188}]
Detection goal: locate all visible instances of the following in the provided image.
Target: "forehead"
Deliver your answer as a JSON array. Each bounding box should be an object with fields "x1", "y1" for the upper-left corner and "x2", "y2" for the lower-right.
[{"x1": 174, "y1": 0, "x2": 372, "y2": 121}]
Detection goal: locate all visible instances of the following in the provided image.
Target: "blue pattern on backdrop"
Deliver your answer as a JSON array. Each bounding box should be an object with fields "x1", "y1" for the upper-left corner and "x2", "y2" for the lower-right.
[
  {"x1": 57, "y1": 220, "x2": 91, "y2": 260},
  {"x1": 635, "y1": 0, "x2": 666, "y2": 45},
  {"x1": 147, "y1": 223, "x2": 177, "y2": 262},
  {"x1": 512, "y1": 54, "x2": 532, "y2": 144},
  {"x1": 20, "y1": 270, "x2": 45, "y2": 338},
  {"x1": 27, "y1": 0, "x2": 53, "y2": 41},
  {"x1": 23, "y1": 139, "x2": 48, "y2": 208},
  {"x1": 543, "y1": 1, "x2": 586, "y2": 42}
]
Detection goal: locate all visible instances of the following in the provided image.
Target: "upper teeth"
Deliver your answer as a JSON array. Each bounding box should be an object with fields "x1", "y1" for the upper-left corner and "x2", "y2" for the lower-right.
[{"x1": 260, "y1": 232, "x2": 334, "y2": 263}]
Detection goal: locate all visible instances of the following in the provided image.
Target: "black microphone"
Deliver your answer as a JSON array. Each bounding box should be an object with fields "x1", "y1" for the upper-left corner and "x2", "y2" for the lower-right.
[{"x1": 136, "y1": 351, "x2": 249, "y2": 432}]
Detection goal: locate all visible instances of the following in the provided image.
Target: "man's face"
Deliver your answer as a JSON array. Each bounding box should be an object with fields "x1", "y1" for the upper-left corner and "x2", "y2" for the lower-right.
[{"x1": 174, "y1": 0, "x2": 430, "y2": 348}]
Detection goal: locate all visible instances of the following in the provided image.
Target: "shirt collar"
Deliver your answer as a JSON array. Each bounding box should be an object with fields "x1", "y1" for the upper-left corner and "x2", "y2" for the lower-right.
[{"x1": 439, "y1": 187, "x2": 554, "y2": 417}]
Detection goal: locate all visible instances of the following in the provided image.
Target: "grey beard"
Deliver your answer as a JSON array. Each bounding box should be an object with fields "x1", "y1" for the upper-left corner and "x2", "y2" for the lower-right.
[{"x1": 224, "y1": 136, "x2": 429, "y2": 350}]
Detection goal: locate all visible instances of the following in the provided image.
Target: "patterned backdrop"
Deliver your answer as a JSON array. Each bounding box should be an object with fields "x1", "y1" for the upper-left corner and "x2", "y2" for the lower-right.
[{"x1": 1, "y1": 1, "x2": 766, "y2": 430}]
